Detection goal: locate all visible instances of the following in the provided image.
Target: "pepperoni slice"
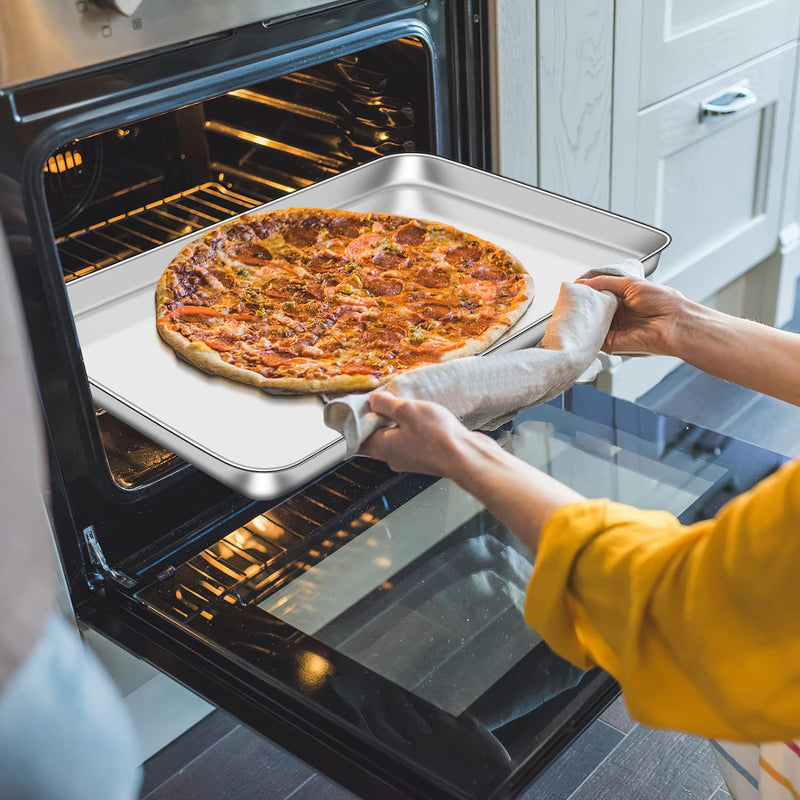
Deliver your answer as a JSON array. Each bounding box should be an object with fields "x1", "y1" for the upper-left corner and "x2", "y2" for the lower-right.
[
  {"x1": 303, "y1": 280, "x2": 325, "y2": 300},
  {"x1": 209, "y1": 268, "x2": 236, "y2": 288},
  {"x1": 446, "y1": 245, "x2": 482, "y2": 266},
  {"x1": 470, "y1": 266, "x2": 506, "y2": 282},
  {"x1": 373, "y1": 250, "x2": 406, "y2": 269},
  {"x1": 420, "y1": 303, "x2": 453, "y2": 320},
  {"x1": 328, "y1": 215, "x2": 362, "y2": 238},
  {"x1": 284, "y1": 224, "x2": 319, "y2": 247},
  {"x1": 205, "y1": 334, "x2": 238, "y2": 352},
  {"x1": 415, "y1": 267, "x2": 450, "y2": 288},
  {"x1": 394, "y1": 224, "x2": 425, "y2": 245},
  {"x1": 365, "y1": 327, "x2": 402, "y2": 344},
  {"x1": 309, "y1": 252, "x2": 345, "y2": 272},
  {"x1": 365, "y1": 277, "x2": 403, "y2": 296},
  {"x1": 347, "y1": 234, "x2": 385, "y2": 260},
  {"x1": 461, "y1": 317, "x2": 496, "y2": 336},
  {"x1": 261, "y1": 352, "x2": 290, "y2": 367},
  {"x1": 230, "y1": 243, "x2": 272, "y2": 267}
]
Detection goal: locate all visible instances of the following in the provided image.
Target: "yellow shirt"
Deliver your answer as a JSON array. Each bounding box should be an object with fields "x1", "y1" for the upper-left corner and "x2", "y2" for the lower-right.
[{"x1": 524, "y1": 457, "x2": 800, "y2": 743}]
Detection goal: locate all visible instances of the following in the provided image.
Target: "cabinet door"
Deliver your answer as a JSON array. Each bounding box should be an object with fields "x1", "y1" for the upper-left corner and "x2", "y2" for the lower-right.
[
  {"x1": 638, "y1": 0, "x2": 800, "y2": 108},
  {"x1": 621, "y1": 45, "x2": 795, "y2": 300}
]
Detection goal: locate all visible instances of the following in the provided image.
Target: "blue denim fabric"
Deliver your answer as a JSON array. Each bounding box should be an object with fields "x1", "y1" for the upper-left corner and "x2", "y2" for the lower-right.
[{"x1": 0, "y1": 612, "x2": 142, "y2": 800}]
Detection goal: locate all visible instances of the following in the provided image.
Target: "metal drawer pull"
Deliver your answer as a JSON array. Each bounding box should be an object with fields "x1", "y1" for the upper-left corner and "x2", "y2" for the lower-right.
[{"x1": 700, "y1": 86, "x2": 757, "y2": 119}]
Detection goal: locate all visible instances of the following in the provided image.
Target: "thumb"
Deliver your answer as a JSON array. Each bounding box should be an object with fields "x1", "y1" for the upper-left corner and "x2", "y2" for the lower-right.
[
  {"x1": 368, "y1": 391, "x2": 405, "y2": 420},
  {"x1": 577, "y1": 275, "x2": 632, "y2": 298}
]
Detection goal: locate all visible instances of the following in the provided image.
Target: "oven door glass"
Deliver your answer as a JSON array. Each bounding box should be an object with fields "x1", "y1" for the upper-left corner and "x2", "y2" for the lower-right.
[
  {"x1": 133, "y1": 386, "x2": 775, "y2": 799},
  {"x1": 257, "y1": 406, "x2": 726, "y2": 716}
]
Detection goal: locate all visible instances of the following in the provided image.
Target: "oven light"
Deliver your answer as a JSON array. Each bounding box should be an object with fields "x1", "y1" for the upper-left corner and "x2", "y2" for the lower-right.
[{"x1": 44, "y1": 151, "x2": 83, "y2": 174}]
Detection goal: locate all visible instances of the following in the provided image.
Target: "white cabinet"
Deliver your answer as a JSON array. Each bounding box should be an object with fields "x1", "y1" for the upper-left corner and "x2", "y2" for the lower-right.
[
  {"x1": 638, "y1": 0, "x2": 800, "y2": 108},
  {"x1": 488, "y1": 0, "x2": 538, "y2": 187},
  {"x1": 490, "y1": 1, "x2": 800, "y2": 323},
  {"x1": 772, "y1": 46, "x2": 800, "y2": 326},
  {"x1": 619, "y1": 45, "x2": 796, "y2": 299},
  {"x1": 536, "y1": 0, "x2": 614, "y2": 208}
]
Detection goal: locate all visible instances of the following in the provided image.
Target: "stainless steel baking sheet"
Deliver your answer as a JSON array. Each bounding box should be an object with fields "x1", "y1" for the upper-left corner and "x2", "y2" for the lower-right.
[{"x1": 67, "y1": 153, "x2": 669, "y2": 499}]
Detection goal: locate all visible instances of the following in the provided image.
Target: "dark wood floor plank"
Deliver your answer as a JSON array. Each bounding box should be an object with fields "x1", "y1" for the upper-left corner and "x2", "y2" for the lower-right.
[
  {"x1": 643, "y1": 369, "x2": 760, "y2": 434},
  {"x1": 285, "y1": 774, "x2": 358, "y2": 799},
  {"x1": 146, "y1": 724, "x2": 313, "y2": 800},
  {"x1": 637, "y1": 363, "x2": 698, "y2": 409},
  {"x1": 141, "y1": 710, "x2": 239, "y2": 797},
  {"x1": 720, "y1": 394, "x2": 800, "y2": 456},
  {"x1": 598, "y1": 695, "x2": 637, "y2": 734},
  {"x1": 521, "y1": 719, "x2": 624, "y2": 800},
  {"x1": 568, "y1": 725, "x2": 721, "y2": 800}
]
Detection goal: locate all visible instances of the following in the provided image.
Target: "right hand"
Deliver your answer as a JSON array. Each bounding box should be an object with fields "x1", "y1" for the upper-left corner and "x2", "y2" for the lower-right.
[{"x1": 578, "y1": 275, "x2": 688, "y2": 356}]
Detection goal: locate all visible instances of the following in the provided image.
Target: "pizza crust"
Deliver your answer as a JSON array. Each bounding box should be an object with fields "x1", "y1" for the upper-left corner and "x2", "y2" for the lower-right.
[{"x1": 156, "y1": 209, "x2": 535, "y2": 394}]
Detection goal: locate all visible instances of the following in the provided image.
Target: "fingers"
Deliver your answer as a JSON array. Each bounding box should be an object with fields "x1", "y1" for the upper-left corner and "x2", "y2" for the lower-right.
[
  {"x1": 368, "y1": 391, "x2": 405, "y2": 420},
  {"x1": 578, "y1": 274, "x2": 642, "y2": 296},
  {"x1": 359, "y1": 426, "x2": 388, "y2": 461}
]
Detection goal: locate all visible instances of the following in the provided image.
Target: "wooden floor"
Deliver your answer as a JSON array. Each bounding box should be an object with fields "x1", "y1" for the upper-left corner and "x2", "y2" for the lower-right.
[
  {"x1": 139, "y1": 697, "x2": 730, "y2": 800},
  {"x1": 142, "y1": 307, "x2": 800, "y2": 799}
]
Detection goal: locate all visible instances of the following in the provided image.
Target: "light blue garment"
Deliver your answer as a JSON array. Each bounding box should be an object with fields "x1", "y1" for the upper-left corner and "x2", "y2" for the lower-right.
[{"x1": 0, "y1": 612, "x2": 142, "y2": 800}]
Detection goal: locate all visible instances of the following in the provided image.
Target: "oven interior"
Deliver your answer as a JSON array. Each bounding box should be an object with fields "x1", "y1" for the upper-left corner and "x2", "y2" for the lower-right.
[{"x1": 43, "y1": 37, "x2": 431, "y2": 492}]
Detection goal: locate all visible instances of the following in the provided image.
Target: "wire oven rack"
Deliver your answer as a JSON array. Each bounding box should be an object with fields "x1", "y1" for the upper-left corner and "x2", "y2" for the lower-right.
[{"x1": 58, "y1": 182, "x2": 262, "y2": 281}]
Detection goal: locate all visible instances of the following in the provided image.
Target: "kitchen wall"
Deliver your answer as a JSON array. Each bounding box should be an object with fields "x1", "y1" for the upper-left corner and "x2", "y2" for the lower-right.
[{"x1": 490, "y1": 0, "x2": 800, "y2": 398}]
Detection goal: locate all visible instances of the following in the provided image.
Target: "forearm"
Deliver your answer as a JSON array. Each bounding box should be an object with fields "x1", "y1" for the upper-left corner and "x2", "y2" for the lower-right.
[
  {"x1": 671, "y1": 300, "x2": 800, "y2": 405},
  {"x1": 446, "y1": 433, "x2": 584, "y2": 552}
]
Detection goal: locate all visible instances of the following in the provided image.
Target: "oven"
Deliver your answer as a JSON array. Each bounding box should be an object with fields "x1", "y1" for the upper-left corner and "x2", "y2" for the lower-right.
[{"x1": 0, "y1": 3, "x2": 785, "y2": 799}]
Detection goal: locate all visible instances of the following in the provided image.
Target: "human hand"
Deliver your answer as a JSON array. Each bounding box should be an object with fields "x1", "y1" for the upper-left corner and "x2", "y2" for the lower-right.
[
  {"x1": 359, "y1": 392, "x2": 489, "y2": 477},
  {"x1": 578, "y1": 275, "x2": 688, "y2": 356}
]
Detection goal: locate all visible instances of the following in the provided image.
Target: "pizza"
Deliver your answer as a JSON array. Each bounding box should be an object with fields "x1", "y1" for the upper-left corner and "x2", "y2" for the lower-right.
[{"x1": 156, "y1": 208, "x2": 534, "y2": 393}]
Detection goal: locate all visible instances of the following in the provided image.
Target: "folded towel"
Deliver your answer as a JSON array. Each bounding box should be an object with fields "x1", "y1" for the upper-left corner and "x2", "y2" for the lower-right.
[{"x1": 324, "y1": 258, "x2": 643, "y2": 456}]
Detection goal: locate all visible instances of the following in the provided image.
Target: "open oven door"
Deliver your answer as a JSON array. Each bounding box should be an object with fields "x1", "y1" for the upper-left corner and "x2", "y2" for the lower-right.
[{"x1": 74, "y1": 386, "x2": 784, "y2": 800}]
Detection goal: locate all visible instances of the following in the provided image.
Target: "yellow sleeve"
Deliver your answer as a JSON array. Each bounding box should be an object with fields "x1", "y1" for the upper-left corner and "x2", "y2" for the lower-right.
[{"x1": 524, "y1": 458, "x2": 800, "y2": 743}]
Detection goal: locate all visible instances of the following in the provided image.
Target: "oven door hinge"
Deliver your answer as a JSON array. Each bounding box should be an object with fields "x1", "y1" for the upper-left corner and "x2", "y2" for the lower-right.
[{"x1": 83, "y1": 526, "x2": 137, "y2": 589}]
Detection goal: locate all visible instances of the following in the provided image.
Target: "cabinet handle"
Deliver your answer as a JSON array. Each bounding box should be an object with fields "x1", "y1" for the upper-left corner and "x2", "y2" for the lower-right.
[{"x1": 700, "y1": 86, "x2": 757, "y2": 119}]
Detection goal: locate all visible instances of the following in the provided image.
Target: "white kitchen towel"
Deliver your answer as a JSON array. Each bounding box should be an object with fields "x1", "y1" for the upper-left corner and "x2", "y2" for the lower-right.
[{"x1": 324, "y1": 258, "x2": 643, "y2": 457}]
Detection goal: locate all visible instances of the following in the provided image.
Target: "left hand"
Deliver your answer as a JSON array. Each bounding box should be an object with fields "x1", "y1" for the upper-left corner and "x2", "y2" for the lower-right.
[{"x1": 360, "y1": 392, "x2": 487, "y2": 477}]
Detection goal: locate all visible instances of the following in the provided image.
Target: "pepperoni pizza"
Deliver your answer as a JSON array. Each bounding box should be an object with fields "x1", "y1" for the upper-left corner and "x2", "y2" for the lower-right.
[{"x1": 155, "y1": 209, "x2": 534, "y2": 393}]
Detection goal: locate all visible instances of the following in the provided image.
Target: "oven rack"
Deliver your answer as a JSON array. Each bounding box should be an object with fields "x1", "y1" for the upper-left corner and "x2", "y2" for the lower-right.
[
  {"x1": 57, "y1": 182, "x2": 263, "y2": 281},
  {"x1": 139, "y1": 459, "x2": 406, "y2": 623}
]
